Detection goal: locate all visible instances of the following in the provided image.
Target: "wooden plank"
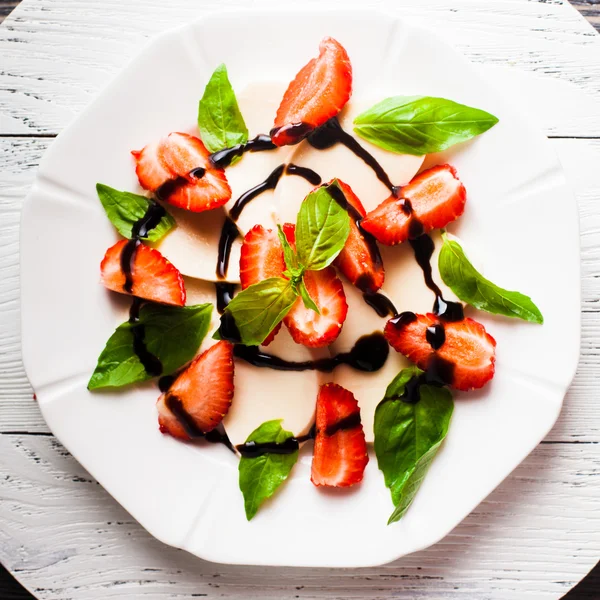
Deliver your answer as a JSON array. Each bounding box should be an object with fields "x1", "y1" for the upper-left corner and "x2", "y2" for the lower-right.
[
  {"x1": 571, "y1": 0, "x2": 600, "y2": 31},
  {"x1": 2, "y1": 0, "x2": 600, "y2": 136}
]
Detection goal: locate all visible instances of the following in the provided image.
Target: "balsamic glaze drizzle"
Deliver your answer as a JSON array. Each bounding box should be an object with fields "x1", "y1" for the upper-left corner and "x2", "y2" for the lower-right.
[
  {"x1": 216, "y1": 217, "x2": 240, "y2": 280},
  {"x1": 128, "y1": 298, "x2": 163, "y2": 377},
  {"x1": 308, "y1": 118, "x2": 396, "y2": 193},
  {"x1": 229, "y1": 164, "x2": 285, "y2": 221},
  {"x1": 233, "y1": 332, "x2": 388, "y2": 373},
  {"x1": 325, "y1": 412, "x2": 362, "y2": 436},
  {"x1": 286, "y1": 163, "x2": 322, "y2": 185},
  {"x1": 121, "y1": 202, "x2": 170, "y2": 374},
  {"x1": 235, "y1": 412, "x2": 360, "y2": 458},
  {"x1": 214, "y1": 282, "x2": 236, "y2": 314},
  {"x1": 409, "y1": 234, "x2": 464, "y2": 322},
  {"x1": 209, "y1": 134, "x2": 277, "y2": 168},
  {"x1": 362, "y1": 291, "x2": 399, "y2": 318}
]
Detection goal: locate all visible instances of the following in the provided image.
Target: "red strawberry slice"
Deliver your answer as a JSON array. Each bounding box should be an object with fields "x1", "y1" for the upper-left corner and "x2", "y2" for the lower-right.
[
  {"x1": 132, "y1": 132, "x2": 231, "y2": 212},
  {"x1": 384, "y1": 313, "x2": 496, "y2": 391},
  {"x1": 282, "y1": 224, "x2": 348, "y2": 347},
  {"x1": 240, "y1": 225, "x2": 286, "y2": 289},
  {"x1": 131, "y1": 141, "x2": 174, "y2": 192},
  {"x1": 271, "y1": 37, "x2": 352, "y2": 146},
  {"x1": 311, "y1": 383, "x2": 368, "y2": 487},
  {"x1": 239, "y1": 224, "x2": 286, "y2": 345},
  {"x1": 157, "y1": 340, "x2": 234, "y2": 441},
  {"x1": 100, "y1": 239, "x2": 185, "y2": 306},
  {"x1": 330, "y1": 180, "x2": 385, "y2": 293},
  {"x1": 361, "y1": 165, "x2": 466, "y2": 246}
]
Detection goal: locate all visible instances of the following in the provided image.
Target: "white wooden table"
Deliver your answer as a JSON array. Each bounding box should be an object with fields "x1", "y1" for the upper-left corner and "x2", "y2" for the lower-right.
[{"x1": 1, "y1": 1, "x2": 599, "y2": 598}]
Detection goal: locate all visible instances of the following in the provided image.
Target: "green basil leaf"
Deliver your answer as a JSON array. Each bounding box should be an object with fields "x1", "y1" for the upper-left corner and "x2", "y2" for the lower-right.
[
  {"x1": 439, "y1": 233, "x2": 543, "y2": 324},
  {"x1": 198, "y1": 64, "x2": 248, "y2": 164},
  {"x1": 374, "y1": 379, "x2": 453, "y2": 524},
  {"x1": 96, "y1": 184, "x2": 175, "y2": 242},
  {"x1": 239, "y1": 419, "x2": 299, "y2": 520},
  {"x1": 88, "y1": 303, "x2": 212, "y2": 390},
  {"x1": 297, "y1": 279, "x2": 320, "y2": 314},
  {"x1": 354, "y1": 96, "x2": 499, "y2": 156},
  {"x1": 222, "y1": 277, "x2": 298, "y2": 346},
  {"x1": 384, "y1": 365, "x2": 424, "y2": 400},
  {"x1": 295, "y1": 183, "x2": 350, "y2": 271},
  {"x1": 277, "y1": 224, "x2": 298, "y2": 271}
]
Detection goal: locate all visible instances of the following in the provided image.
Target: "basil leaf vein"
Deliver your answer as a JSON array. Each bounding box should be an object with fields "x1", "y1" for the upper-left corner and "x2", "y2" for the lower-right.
[
  {"x1": 222, "y1": 277, "x2": 298, "y2": 346},
  {"x1": 374, "y1": 375, "x2": 453, "y2": 524},
  {"x1": 198, "y1": 64, "x2": 248, "y2": 162},
  {"x1": 295, "y1": 184, "x2": 350, "y2": 271},
  {"x1": 439, "y1": 234, "x2": 543, "y2": 324},
  {"x1": 353, "y1": 96, "x2": 498, "y2": 156},
  {"x1": 96, "y1": 184, "x2": 175, "y2": 242},
  {"x1": 88, "y1": 303, "x2": 212, "y2": 390},
  {"x1": 239, "y1": 420, "x2": 299, "y2": 520}
]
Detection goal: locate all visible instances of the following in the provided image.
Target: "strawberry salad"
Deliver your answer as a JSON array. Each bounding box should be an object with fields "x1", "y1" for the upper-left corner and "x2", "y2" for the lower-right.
[{"x1": 90, "y1": 38, "x2": 543, "y2": 522}]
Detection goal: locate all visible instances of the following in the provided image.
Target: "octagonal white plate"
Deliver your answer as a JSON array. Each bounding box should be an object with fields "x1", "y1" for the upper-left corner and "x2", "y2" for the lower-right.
[{"x1": 20, "y1": 8, "x2": 580, "y2": 567}]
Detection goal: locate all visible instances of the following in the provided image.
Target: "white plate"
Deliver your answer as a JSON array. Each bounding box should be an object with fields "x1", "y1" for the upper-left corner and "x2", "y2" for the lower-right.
[{"x1": 20, "y1": 8, "x2": 580, "y2": 567}]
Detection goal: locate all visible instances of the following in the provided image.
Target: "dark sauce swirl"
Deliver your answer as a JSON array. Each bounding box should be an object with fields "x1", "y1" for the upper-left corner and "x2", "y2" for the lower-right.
[
  {"x1": 209, "y1": 134, "x2": 276, "y2": 168},
  {"x1": 128, "y1": 298, "x2": 163, "y2": 377},
  {"x1": 308, "y1": 118, "x2": 396, "y2": 193},
  {"x1": 233, "y1": 332, "x2": 388, "y2": 373},
  {"x1": 409, "y1": 234, "x2": 464, "y2": 322},
  {"x1": 236, "y1": 412, "x2": 362, "y2": 458}
]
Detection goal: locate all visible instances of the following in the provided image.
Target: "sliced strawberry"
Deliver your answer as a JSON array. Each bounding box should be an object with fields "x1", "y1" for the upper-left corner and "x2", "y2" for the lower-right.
[
  {"x1": 311, "y1": 383, "x2": 368, "y2": 487},
  {"x1": 100, "y1": 239, "x2": 185, "y2": 306},
  {"x1": 239, "y1": 224, "x2": 286, "y2": 345},
  {"x1": 384, "y1": 313, "x2": 496, "y2": 391},
  {"x1": 329, "y1": 179, "x2": 385, "y2": 293},
  {"x1": 271, "y1": 37, "x2": 352, "y2": 146},
  {"x1": 240, "y1": 225, "x2": 286, "y2": 289},
  {"x1": 157, "y1": 340, "x2": 234, "y2": 440},
  {"x1": 132, "y1": 132, "x2": 231, "y2": 212},
  {"x1": 132, "y1": 141, "x2": 174, "y2": 192},
  {"x1": 361, "y1": 165, "x2": 466, "y2": 246},
  {"x1": 282, "y1": 224, "x2": 348, "y2": 347}
]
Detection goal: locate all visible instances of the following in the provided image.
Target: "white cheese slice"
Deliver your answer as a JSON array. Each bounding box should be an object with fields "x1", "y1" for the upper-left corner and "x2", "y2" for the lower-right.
[{"x1": 222, "y1": 327, "x2": 329, "y2": 446}]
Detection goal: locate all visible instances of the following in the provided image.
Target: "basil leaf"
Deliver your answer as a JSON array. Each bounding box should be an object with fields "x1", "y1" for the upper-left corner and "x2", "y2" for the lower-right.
[
  {"x1": 354, "y1": 96, "x2": 499, "y2": 156},
  {"x1": 88, "y1": 303, "x2": 212, "y2": 390},
  {"x1": 222, "y1": 277, "x2": 298, "y2": 346},
  {"x1": 439, "y1": 234, "x2": 543, "y2": 324},
  {"x1": 277, "y1": 224, "x2": 298, "y2": 271},
  {"x1": 297, "y1": 279, "x2": 320, "y2": 315},
  {"x1": 374, "y1": 379, "x2": 453, "y2": 524},
  {"x1": 295, "y1": 183, "x2": 350, "y2": 271},
  {"x1": 96, "y1": 184, "x2": 175, "y2": 242},
  {"x1": 239, "y1": 419, "x2": 299, "y2": 520},
  {"x1": 384, "y1": 365, "x2": 424, "y2": 399},
  {"x1": 198, "y1": 64, "x2": 248, "y2": 163}
]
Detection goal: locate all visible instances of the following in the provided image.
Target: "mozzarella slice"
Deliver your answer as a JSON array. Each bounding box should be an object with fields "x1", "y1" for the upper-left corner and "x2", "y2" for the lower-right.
[{"x1": 223, "y1": 327, "x2": 329, "y2": 446}]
